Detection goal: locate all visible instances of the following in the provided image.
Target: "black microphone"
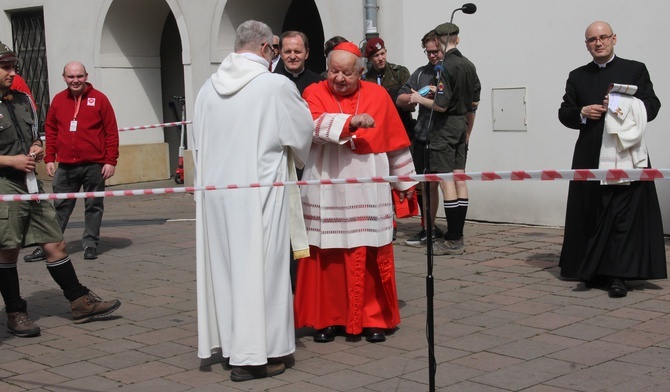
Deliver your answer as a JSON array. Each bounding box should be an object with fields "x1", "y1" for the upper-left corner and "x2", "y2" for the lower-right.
[
  {"x1": 462, "y1": 3, "x2": 477, "y2": 14},
  {"x1": 448, "y1": 3, "x2": 477, "y2": 31}
]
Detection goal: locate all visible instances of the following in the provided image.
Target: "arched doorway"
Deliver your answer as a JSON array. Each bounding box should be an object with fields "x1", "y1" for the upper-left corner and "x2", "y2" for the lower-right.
[
  {"x1": 160, "y1": 12, "x2": 185, "y2": 176},
  {"x1": 97, "y1": 0, "x2": 188, "y2": 183},
  {"x1": 282, "y1": 0, "x2": 325, "y2": 73},
  {"x1": 213, "y1": 0, "x2": 324, "y2": 73}
]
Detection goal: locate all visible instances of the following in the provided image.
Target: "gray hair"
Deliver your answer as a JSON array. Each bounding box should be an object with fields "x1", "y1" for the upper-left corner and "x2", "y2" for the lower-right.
[{"x1": 234, "y1": 20, "x2": 273, "y2": 52}]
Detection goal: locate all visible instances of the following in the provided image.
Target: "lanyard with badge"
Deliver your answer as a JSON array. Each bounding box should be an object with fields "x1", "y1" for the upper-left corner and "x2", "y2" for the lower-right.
[{"x1": 70, "y1": 94, "x2": 81, "y2": 131}]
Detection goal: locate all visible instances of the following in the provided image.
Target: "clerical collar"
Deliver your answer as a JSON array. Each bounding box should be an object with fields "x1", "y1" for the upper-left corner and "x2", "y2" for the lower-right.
[
  {"x1": 594, "y1": 55, "x2": 616, "y2": 68},
  {"x1": 284, "y1": 66, "x2": 305, "y2": 78}
]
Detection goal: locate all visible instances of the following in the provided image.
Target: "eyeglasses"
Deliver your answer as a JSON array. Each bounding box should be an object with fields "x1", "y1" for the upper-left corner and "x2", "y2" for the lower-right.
[
  {"x1": 424, "y1": 49, "x2": 441, "y2": 56},
  {"x1": 586, "y1": 33, "x2": 613, "y2": 45},
  {"x1": 272, "y1": 44, "x2": 279, "y2": 50}
]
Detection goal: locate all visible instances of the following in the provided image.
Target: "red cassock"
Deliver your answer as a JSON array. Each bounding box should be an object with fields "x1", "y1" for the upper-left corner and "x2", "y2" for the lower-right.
[{"x1": 294, "y1": 80, "x2": 415, "y2": 335}]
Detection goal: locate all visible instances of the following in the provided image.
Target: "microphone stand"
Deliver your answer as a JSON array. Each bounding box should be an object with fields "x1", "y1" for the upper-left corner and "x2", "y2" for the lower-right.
[
  {"x1": 424, "y1": 4, "x2": 474, "y2": 391},
  {"x1": 423, "y1": 70, "x2": 437, "y2": 392}
]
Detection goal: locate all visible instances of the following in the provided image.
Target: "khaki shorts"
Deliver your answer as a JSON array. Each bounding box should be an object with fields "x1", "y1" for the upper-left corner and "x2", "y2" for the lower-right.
[{"x1": 0, "y1": 178, "x2": 64, "y2": 249}]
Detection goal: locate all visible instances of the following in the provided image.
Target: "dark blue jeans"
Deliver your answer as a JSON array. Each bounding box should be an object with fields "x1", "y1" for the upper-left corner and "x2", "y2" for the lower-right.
[{"x1": 52, "y1": 163, "x2": 105, "y2": 249}]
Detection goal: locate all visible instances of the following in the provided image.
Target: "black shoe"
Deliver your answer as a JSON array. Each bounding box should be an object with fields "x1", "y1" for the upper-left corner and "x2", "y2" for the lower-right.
[
  {"x1": 314, "y1": 326, "x2": 341, "y2": 343},
  {"x1": 83, "y1": 247, "x2": 98, "y2": 260},
  {"x1": 607, "y1": 279, "x2": 628, "y2": 298},
  {"x1": 364, "y1": 328, "x2": 386, "y2": 343},
  {"x1": 230, "y1": 362, "x2": 285, "y2": 382},
  {"x1": 23, "y1": 248, "x2": 45, "y2": 263}
]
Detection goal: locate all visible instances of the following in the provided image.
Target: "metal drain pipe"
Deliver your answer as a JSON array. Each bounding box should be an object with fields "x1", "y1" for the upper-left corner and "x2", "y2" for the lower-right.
[{"x1": 364, "y1": 0, "x2": 379, "y2": 39}]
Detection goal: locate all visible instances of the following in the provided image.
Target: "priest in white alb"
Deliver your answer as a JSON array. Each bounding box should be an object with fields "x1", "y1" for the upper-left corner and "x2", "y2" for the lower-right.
[{"x1": 192, "y1": 20, "x2": 313, "y2": 382}]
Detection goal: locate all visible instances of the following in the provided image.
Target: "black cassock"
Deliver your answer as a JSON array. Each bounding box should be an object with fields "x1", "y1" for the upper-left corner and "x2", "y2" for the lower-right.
[{"x1": 557, "y1": 56, "x2": 666, "y2": 280}]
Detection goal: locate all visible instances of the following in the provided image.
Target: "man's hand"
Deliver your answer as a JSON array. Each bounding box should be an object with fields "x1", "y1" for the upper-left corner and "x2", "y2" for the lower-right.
[
  {"x1": 408, "y1": 89, "x2": 423, "y2": 106},
  {"x1": 397, "y1": 93, "x2": 417, "y2": 110},
  {"x1": 580, "y1": 103, "x2": 607, "y2": 120},
  {"x1": 101, "y1": 164, "x2": 116, "y2": 180},
  {"x1": 7, "y1": 155, "x2": 37, "y2": 173},
  {"x1": 409, "y1": 86, "x2": 436, "y2": 105},
  {"x1": 350, "y1": 114, "x2": 375, "y2": 129},
  {"x1": 28, "y1": 145, "x2": 44, "y2": 162},
  {"x1": 12, "y1": 154, "x2": 37, "y2": 173},
  {"x1": 46, "y1": 162, "x2": 56, "y2": 177},
  {"x1": 397, "y1": 187, "x2": 415, "y2": 203}
]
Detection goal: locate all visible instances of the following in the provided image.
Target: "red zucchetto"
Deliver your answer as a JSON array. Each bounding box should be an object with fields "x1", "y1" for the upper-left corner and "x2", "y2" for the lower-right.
[{"x1": 332, "y1": 42, "x2": 361, "y2": 58}]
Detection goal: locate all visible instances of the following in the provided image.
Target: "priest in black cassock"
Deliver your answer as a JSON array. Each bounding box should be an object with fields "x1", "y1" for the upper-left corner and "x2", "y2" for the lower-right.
[
  {"x1": 273, "y1": 31, "x2": 324, "y2": 94},
  {"x1": 557, "y1": 21, "x2": 666, "y2": 298}
]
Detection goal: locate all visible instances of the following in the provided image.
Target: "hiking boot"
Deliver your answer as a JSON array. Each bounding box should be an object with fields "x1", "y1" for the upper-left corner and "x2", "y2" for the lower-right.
[
  {"x1": 70, "y1": 291, "x2": 121, "y2": 324},
  {"x1": 405, "y1": 227, "x2": 444, "y2": 247},
  {"x1": 230, "y1": 362, "x2": 285, "y2": 382},
  {"x1": 430, "y1": 238, "x2": 465, "y2": 255},
  {"x1": 7, "y1": 311, "x2": 41, "y2": 337},
  {"x1": 23, "y1": 247, "x2": 46, "y2": 262}
]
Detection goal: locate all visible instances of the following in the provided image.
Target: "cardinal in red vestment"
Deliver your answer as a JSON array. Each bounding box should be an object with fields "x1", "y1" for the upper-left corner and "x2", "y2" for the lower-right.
[{"x1": 294, "y1": 42, "x2": 417, "y2": 343}]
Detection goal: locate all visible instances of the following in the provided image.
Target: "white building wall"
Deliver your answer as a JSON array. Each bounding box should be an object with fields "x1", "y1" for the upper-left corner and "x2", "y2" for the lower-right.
[
  {"x1": 1, "y1": 0, "x2": 668, "y2": 231},
  {"x1": 392, "y1": 0, "x2": 670, "y2": 231}
]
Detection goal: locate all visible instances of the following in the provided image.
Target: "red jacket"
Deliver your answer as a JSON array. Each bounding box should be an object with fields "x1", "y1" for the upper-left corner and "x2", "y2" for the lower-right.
[{"x1": 45, "y1": 83, "x2": 119, "y2": 166}]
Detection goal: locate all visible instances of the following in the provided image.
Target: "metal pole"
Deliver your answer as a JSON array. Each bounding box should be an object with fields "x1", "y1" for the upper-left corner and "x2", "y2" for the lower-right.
[{"x1": 363, "y1": 0, "x2": 379, "y2": 39}]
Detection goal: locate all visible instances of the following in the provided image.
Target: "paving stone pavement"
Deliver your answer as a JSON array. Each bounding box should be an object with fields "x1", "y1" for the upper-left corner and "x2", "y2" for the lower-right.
[{"x1": 1, "y1": 180, "x2": 669, "y2": 391}]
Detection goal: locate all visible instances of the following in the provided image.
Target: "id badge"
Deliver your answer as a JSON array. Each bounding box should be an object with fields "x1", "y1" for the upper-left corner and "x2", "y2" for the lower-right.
[
  {"x1": 26, "y1": 171, "x2": 38, "y2": 194},
  {"x1": 70, "y1": 120, "x2": 78, "y2": 132}
]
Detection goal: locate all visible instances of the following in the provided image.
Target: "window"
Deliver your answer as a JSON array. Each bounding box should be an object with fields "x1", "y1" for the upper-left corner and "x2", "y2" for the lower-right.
[{"x1": 11, "y1": 9, "x2": 50, "y2": 134}]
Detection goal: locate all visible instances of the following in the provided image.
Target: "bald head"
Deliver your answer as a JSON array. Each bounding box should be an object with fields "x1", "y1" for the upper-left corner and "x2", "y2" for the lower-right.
[
  {"x1": 584, "y1": 21, "x2": 616, "y2": 64},
  {"x1": 63, "y1": 61, "x2": 86, "y2": 76},
  {"x1": 62, "y1": 61, "x2": 89, "y2": 96},
  {"x1": 585, "y1": 21, "x2": 613, "y2": 39}
]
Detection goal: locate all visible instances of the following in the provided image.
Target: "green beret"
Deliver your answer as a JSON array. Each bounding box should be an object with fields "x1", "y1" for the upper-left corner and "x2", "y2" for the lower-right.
[{"x1": 435, "y1": 22, "x2": 459, "y2": 36}]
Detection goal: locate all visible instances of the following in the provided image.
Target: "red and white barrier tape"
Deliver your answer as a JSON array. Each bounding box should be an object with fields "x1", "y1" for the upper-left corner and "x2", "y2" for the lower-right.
[
  {"x1": 118, "y1": 120, "x2": 191, "y2": 132},
  {"x1": 2, "y1": 168, "x2": 669, "y2": 202}
]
